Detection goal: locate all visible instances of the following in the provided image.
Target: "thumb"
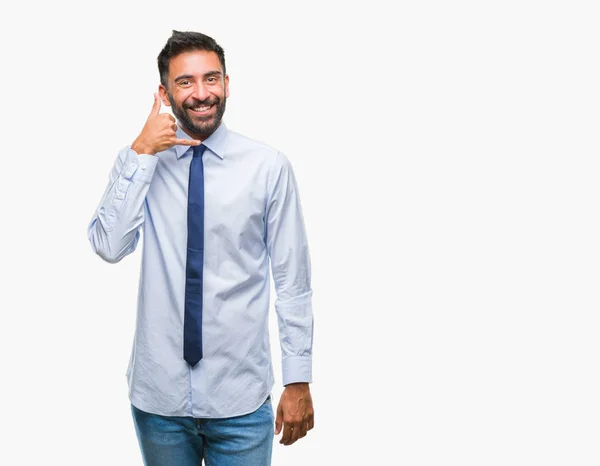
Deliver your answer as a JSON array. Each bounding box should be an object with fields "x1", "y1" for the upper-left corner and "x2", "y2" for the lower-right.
[
  {"x1": 274, "y1": 404, "x2": 283, "y2": 434},
  {"x1": 149, "y1": 93, "x2": 161, "y2": 117}
]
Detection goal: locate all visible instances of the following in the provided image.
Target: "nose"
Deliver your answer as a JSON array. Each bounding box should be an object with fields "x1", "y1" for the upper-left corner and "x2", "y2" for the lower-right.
[{"x1": 192, "y1": 82, "x2": 210, "y2": 102}]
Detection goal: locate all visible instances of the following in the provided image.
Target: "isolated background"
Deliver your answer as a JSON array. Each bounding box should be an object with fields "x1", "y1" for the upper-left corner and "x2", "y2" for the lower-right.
[{"x1": 1, "y1": 0, "x2": 599, "y2": 464}]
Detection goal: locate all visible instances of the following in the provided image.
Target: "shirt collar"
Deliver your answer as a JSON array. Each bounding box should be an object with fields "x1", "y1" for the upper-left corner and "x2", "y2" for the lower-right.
[{"x1": 173, "y1": 120, "x2": 228, "y2": 159}]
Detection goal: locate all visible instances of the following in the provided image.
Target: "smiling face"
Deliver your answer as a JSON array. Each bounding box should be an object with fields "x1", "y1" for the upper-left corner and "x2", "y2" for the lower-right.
[{"x1": 158, "y1": 50, "x2": 230, "y2": 141}]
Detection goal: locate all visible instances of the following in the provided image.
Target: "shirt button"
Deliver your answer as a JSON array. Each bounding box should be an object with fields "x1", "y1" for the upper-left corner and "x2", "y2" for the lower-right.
[
  {"x1": 116, "y1": 193, "x2": 124, "y2": 200},
  {"x1": 141, "y1": 164, "x2": 146, "y2": 170}
]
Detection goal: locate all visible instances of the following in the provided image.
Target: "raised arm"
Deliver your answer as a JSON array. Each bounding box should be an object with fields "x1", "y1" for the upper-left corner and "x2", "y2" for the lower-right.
[
  {"x1": 87, "y1": 145, "x2": 158, "y2": 263},
  {"x1": 88, "y1": 93, "x2": 200, "y2": 263}
]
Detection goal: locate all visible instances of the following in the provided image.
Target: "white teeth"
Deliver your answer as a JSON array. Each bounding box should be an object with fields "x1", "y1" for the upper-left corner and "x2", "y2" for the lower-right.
[{"x1": 192, "y1": 105, "x2": 211, "y2": 112}]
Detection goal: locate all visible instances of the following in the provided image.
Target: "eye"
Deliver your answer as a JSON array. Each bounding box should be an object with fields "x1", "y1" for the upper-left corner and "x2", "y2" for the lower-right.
[
  {"x1": 179, "y1": 80, "x2": 191, "y2": 86},
  {"x1": 207, "y1": 77, "x2": 218, "y2": 83}
]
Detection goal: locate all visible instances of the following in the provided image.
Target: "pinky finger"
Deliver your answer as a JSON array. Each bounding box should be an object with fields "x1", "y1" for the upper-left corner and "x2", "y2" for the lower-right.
[{"x1": 174, "y1": 138, "x2": 201, "y2": 146}]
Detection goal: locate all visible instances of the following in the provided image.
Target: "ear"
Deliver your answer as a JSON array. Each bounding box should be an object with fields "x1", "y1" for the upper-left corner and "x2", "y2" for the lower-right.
[
  {"x1": 224, "y1": 74, "x2": 230, "y2": 99},
  {"x1": 158, "y1": 85, "x2": 171, "y2": 107}
]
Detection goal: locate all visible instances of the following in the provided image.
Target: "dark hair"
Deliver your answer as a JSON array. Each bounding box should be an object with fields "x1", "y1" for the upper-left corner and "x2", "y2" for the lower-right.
[{"x1": 157, "y1": 30, "x2": 226, "y2": 88}]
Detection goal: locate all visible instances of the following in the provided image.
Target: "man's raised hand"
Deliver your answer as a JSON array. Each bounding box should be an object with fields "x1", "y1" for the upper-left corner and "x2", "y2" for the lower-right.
[{"x1": 131, "y1": 93, "x2": 200, "y2": 155}]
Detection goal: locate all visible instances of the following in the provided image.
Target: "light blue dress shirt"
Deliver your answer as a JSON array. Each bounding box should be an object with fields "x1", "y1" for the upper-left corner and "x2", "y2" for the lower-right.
[{"x1": 88, "y1": 121, "x2": 313, "y2": 418}]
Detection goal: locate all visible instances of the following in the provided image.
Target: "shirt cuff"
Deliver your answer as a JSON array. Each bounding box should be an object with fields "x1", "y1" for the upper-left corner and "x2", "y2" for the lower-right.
[
  {"x1": 122, "y1": 148, "x2": 159, "y2": 183},
  {"x1": 282, "y1": 356, "x2": 312, "y2": 386}
]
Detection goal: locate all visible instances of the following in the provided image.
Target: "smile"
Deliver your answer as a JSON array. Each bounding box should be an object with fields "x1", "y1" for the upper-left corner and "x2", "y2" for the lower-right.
[{"x1": 189, "y1": 104, "x2": 215, "y2": 116}]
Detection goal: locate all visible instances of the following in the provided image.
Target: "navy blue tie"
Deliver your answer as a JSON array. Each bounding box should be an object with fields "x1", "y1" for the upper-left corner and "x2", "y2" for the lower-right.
[{"x1": 184, "y1": 143, "x2": 207, "y2": 367}]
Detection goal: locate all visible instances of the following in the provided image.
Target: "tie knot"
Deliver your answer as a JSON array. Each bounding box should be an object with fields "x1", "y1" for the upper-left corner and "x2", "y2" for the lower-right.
[{"x1": 193, "y1": 144, "x2": 206, "y2": 158}]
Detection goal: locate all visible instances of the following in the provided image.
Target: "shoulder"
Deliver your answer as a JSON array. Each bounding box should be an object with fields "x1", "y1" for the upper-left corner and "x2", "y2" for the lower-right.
[
  {"x1": 226, "y1": 129, "x2": 282, "y2": 163},
  {"x1": 224, "y1": 128, "x2": 297, "y2": 184}
]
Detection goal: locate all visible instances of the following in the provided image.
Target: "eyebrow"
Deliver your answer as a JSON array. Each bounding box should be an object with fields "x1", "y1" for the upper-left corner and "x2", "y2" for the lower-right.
[{"x1": 174, "y1": 71, "x2": 223, "y2": 82}]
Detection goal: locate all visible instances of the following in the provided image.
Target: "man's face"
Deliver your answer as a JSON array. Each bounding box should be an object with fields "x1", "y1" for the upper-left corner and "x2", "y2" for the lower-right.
[{"x1": 159, "y1": 50, "x2": 229, "y2": 139}]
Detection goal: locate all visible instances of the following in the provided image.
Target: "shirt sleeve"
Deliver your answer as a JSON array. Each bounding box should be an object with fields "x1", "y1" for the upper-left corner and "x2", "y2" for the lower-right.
[
  {"x1": 87, "y1": 146, "x2": 159, "y2": 263},
  {"x1": 265, "y1": 151, "x2": 314, "y2": 386}
]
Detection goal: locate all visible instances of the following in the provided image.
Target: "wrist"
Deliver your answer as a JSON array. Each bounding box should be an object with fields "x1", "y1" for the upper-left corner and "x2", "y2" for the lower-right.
[
  {"x1": 131, "y1": 139, "x2": 156, "y2": 156},
  {"x1": 284, "y1": 382, "x2": 309, "y2": 388}
]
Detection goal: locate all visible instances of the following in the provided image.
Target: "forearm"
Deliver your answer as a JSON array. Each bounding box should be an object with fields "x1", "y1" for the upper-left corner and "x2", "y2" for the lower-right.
[
  {"x1": 88, "y1": 147, "x2": 158, "y2": 263},
  {"x1": 276, "y1": 290, "x2": 314, "y2": 385}
]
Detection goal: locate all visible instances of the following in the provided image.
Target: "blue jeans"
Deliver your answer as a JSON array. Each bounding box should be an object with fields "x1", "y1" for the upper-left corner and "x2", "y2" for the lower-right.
[{"x1": 131, "y1": 396, "x2": 274, "y2": 465}]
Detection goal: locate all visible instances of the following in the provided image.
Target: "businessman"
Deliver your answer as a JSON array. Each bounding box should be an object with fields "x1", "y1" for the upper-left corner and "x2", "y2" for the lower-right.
[{"x1": 88, "y1": 30, "x2": 314, "y2": 465}]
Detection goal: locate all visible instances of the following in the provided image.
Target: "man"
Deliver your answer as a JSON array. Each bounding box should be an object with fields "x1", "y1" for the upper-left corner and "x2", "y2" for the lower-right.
[{"x1": 88, "y1": 30, "x2": 314, "y2": 465}]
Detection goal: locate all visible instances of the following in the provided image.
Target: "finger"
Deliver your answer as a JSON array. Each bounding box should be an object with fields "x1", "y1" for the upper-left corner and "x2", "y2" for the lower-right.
[
  {"x1": 287, "y1": 422, "x2": 301, "y2": 445},
  {"x1": 150, "y1": 93, "x2": 162, "y2": 117},
  {"x1": 164, "y1": 113, "x2": 176, "y2": 123},
  {"x1": 274, "y1": 404, "x2": 283, "y2": 435},
  {"x1": 307, "y1": 413, "x2": 314, "y2": 431},
  {"x1": 173, "y1": 138, "x2": 201, "y2": 146},
  {"x1": 279, "y1": 422, "x2": 294, "y2": 445},
  {"x1": 297, "y1": 420, "x2": 308, "y2": 439},
  {"x1": 172, "y1": 123, "x2": 177, "y2": 132}
]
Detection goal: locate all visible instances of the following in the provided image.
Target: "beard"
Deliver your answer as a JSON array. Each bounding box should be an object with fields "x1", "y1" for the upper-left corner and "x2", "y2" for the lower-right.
[{"x1": 167, "y1": 92, "x2": 226, "y2": 139}]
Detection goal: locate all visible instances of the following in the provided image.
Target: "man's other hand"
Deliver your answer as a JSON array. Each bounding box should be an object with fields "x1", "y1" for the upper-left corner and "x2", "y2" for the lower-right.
[{"x1": 275, "y1": 382, "x2": 314, "y2": 446}]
